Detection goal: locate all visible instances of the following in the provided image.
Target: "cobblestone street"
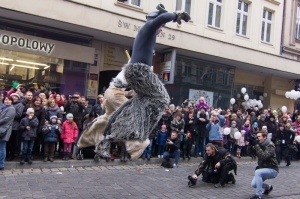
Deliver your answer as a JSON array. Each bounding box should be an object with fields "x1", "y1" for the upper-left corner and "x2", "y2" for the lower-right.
[{"x1": 0, "y1": 160, "x2": 299, "y2": 199}]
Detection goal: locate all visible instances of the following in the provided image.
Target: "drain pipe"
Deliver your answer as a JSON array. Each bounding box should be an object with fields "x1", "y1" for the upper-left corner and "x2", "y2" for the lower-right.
[{"x1": 280, "y1": 0, "x2": 286, "y2": 55}]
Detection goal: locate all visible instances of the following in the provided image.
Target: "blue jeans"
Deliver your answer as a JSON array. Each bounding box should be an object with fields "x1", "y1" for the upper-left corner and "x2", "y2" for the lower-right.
[
  {"x1": 0, "y1": 141, "x2": 7, "y2": 168},
  {"x1": 157, "y1": 145, "x2": 165, "y2": 156},
  {"x1": 251, "y1": 168, "x2": 278, "y2": 196},
  {"x1": 163, "y1": 149, "x2": 180, "y2": 165},
  {"x1": 194, "y1": 136, "x2": 207, "y2": 156},
  {"x1": 22, "y1": 140, "x2": 35, "y2": 161},
  {"x1": 142, "y1": 139, "x2": 153, "y2": 158}
]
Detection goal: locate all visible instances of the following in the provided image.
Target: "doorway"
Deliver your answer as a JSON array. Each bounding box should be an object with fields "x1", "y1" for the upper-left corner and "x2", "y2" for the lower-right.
[{"x1": 98, "y1": 70, "x2": 120, "y2": 94}]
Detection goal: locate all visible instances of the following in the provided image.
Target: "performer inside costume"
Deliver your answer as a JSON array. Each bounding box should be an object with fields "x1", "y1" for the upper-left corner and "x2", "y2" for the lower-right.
[{"x1": 94, "y1": 4, "x2": 191, "y2": 159}]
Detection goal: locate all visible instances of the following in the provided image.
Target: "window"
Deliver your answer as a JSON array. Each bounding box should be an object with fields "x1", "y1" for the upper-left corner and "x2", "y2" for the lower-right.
[
  {"x1": 261, "y1": 9, "x2": 272, "y2": 43},
  {"x1": 296, "y1": 6, "x2": 300, "y2": 40},
  {"x1": 236, "y1": 0, "x2": 248, "y2": 36},
  {"x1": 176, "y1": 0, "x2": 191, "y2": 15},
  {"x1": 117, "y1": 0, "x2": 141, "y2": 7},
  {"x1": 208, "y1": 0, "x2": 222, "y2": 28}
]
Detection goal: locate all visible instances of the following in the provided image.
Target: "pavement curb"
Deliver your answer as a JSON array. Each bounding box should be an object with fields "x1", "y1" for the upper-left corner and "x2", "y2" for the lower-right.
[{"x1": 3, "y1": 156, "x2": 256, "y2": 170}]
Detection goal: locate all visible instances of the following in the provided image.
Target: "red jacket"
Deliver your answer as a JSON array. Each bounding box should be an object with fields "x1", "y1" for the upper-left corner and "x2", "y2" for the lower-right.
[{"x1": 61, "y1": 121, "x2": 78, "y2": 143}]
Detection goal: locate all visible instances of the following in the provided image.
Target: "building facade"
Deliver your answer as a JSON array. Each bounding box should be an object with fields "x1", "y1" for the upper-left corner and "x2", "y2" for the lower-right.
[{"x1": 0, "y1": 0, "x2": 299, "y2": 110}]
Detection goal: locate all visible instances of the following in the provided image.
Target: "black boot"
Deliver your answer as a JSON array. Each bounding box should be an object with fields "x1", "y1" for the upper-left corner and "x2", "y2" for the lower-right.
[
  {"x1": 227, "y1": 173, "x2": 236, "y2": 184},
  {"x1": 120, "y1": 143, "x2": 127, "y2": 162}
]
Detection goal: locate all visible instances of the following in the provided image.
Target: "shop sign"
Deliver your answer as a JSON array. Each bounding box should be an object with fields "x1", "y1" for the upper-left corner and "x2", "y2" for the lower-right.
[
  {"x1": 159, "y1": 49, "x2": 176, "y2": 84},
  {"x1": 0, "y1": 34, "x2": 55, "y2": 55},
  {"x1": 103, "y1": 44, "x2": 128, "y2": 70},
  {"x1": 0, "y1": 30, "x2": 95, "y2": 64},
  {"x1": 117, "y1": 19, "x2": 176, "y2": 41}
]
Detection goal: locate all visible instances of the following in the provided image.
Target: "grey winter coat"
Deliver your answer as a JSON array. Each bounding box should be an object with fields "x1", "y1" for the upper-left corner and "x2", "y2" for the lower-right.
[
  {"x1": 0, "y1": 105, "x2": 16, "y2": 141},
  {"x1": 19, "y1": 116, "x2": 39, "y2": 140},
  {"x1": 12, "y1": 101, "x2": 24, "y2": 131},
  {"x1": 44, "y1": 105, "x2": 63, "y2": 121}
]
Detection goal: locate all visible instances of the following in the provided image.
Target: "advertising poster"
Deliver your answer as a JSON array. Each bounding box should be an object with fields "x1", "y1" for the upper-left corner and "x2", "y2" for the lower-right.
[
  {"x1": 189, "y1": 89, "x2": 214, "y2": 108},
  {"x1": 87, "y1": 73, "x2": 99, "y2": 99}
]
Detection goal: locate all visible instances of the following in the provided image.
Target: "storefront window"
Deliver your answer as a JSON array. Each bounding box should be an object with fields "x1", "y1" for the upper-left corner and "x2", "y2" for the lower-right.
[
  {"x1": 0, "y1": 49, "x2": 89, "y2": 97},
  {"x1": 165, "y1": 56, "x2": 235, "y2": 109}
]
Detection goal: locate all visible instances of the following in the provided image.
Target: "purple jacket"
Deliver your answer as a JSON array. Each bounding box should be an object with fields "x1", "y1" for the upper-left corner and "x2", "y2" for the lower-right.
[
  {"x1": 196, "y1": 102, "x2": 210, "y2": 111},
  {"x1": 241, "y1": 125, "x2": 251, "y2": 142}
]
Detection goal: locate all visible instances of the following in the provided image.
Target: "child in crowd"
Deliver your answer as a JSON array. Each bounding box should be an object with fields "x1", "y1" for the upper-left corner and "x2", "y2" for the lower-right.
[
  {"x1": 182, "y1": 130, "x2": 193, "y2": 160},
  {"x1": 42, "y1": 114, "x2": 61, "y2": 162},
  {"x1": 61, "y1": 113, "x2": 78, "y2": 160},
  {"x1": 229, "y1": 121, "x2": 239, "y2": 155},
  {"x1": 241, "y1": 119, "x2": 251, "y2": 156},
  {"x1": 19, "y1": 108, "x2": 39, "y2": 165},
  {"x1": 156, "y1": 125, "x2": 168, "y2": 158},
  {"x1": 236, "y1": 130, "x2": 245, "y2": 158}
]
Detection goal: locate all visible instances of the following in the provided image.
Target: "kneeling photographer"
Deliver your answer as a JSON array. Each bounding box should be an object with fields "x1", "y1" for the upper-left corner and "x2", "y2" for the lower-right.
[
  {"x1": 248, "y1": 131, "x2": 278, "y2": 199},
  {"x1": 188, "y1": 143, "x2": 237, "y2": 188}
]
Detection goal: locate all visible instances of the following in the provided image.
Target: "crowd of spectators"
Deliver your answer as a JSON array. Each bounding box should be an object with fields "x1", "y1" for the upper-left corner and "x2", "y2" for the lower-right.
[
  {"x1": 0, "y1": 85, "x2": 300, "y2": 170},
  {"x1": 0, "y1": 85, "x2": 105, "y2": 169}
]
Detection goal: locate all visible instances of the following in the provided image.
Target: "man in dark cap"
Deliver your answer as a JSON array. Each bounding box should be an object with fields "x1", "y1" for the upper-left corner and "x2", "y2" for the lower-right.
[{"x1": 96, "y1": 5, "x2": 190, "y2": 159}]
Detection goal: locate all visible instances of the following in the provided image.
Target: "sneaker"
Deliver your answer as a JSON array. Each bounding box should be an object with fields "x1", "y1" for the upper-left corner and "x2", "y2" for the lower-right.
[
  {"x1": 173, "y1": 163, "x2": 177, "y2": 168},
  {"x1": 43, "y1": 157, "x2": 48, "y2": 162},
  {"x1": 263, "y1": 185, "x2": 273, "y2": 195},
  {"x1": 28, "y1": 160, "x2": 32, "y2": 165},
  {"x1": 20, "y1": 160, "x2": 25, "y2": 165},
  {"x1": 249, "y1": 195, "x2": 262, "y2": 199},
  {"x1": 157, "y1": 155, "x2": 160, "y2": 158}
]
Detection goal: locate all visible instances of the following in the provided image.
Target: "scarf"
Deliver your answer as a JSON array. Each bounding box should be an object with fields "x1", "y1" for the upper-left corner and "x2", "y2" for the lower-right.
[{"x1": 260, "y1": 138, "x2": 271, "y2": 148}]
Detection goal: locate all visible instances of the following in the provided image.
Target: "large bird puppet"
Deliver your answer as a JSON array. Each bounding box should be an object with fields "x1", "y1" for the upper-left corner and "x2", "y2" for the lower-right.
[{"x1": 78, "y1": 4, "x2": 190, "y2": 160}]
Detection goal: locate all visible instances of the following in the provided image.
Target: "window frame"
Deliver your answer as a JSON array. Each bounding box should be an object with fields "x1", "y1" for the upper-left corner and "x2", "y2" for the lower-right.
[
  {"x1": 261, "y1": 9, "x2": 273, "y2": 43},
  {"x1": 296, "y1": 6, "x2": 300, "y2": 40},
  {"x1": 176, "y1": 0, "x2": 192, "y2": 16},
  {"x1": 207, "y1": 0, "x2": 223, "y2": 29},
  {"x1": 236, "y1": 0, "x2": 249, "y2": 36},
  {"x1": 117, "y1": 0, "x2": 141, "y2": 7}
]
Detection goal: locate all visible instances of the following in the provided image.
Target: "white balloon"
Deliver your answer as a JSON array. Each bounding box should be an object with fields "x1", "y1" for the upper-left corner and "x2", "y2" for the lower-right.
[
  {"x1": 295, "y1": 136, "x2": 300, "y2": 143},
  {"x1": 236, "y1": 93, "x2": 241, "y2": 98},
  {"x1": 258, "y1": 104, "x2": 263, "y2": 109},
  {"x1": 291, "y1": 90, "x2": 297, "y2": 99},
  {"x1": 234, "y1": 131, "x2": 242, "y2": 139},
  {"x1": 223, "y1": 127, "x2": 230, "y2": 135},
  {"x1": 245, "y1": 101, "x2": 250, "y2": 107},
  {"x1": 242, "y1": 102, "x2": 246, "y2": 107},
  {"x1": 281, "y1": 106, "x2": 287, "y2": 113},
  {"x1": 230, "y1": 98, "x2": 236, "y2": 105},
  {"x1": 259, "y1": 96, "x2": 264, "y2": 101},
  {"x1": 263, "y1": 93, "x2": 267, "y2": 98},
  {"x1": 249, "y1": 99, "x2": 253, "y2": 105},
  {"x1": 285, "y1": 92, "x2": 289, "y2": 98},
  {"x1": 296, "y1": 91, "x2": 300, "y2": 99},
  {"x1": 241, "y1": 87, "x2": 246, "y2": 94},
  {"x1": 244, "y1": 95, "x2": 249, "y2": 101},
  {"x1": 254, "y1": 107, "x2": 258, "y2": 111}
]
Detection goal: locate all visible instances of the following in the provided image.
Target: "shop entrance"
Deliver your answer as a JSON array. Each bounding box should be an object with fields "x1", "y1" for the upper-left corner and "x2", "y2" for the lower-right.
[
  {"x1": 98, "y1": 70, "x2": 120, "y2": 94},
  {"x1": 0, "y1": 49, "x2": 89, "y2": 97}
]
